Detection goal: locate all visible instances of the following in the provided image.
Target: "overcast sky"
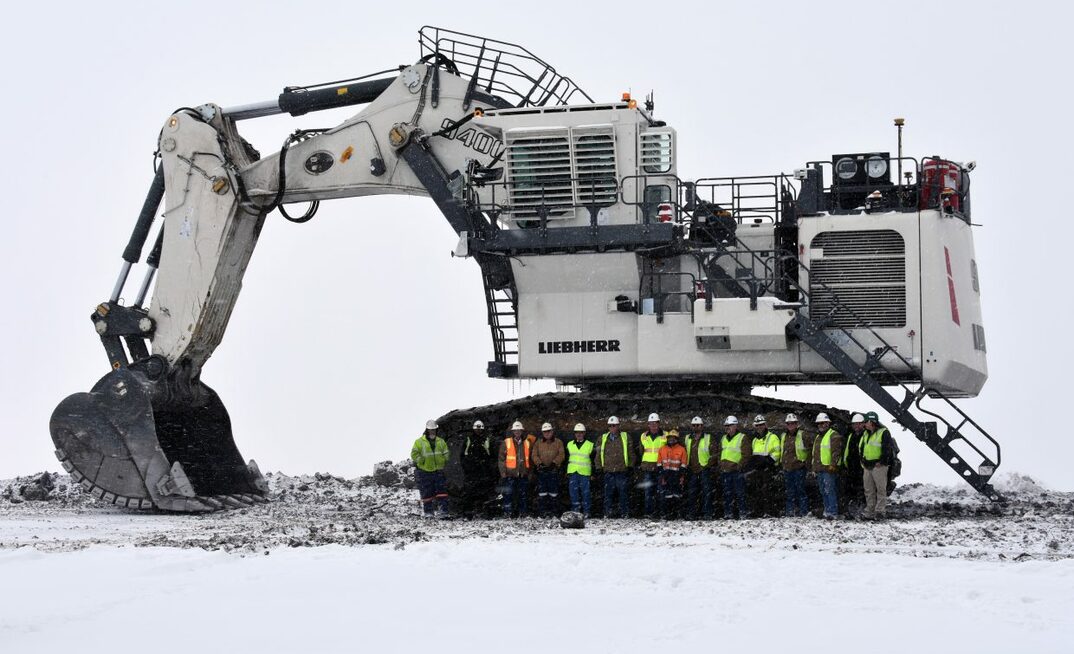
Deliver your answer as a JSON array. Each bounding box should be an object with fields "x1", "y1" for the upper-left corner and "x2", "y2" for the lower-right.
[{"x1": 2, "y1": 1, "x2": 1071, "y2": 492}]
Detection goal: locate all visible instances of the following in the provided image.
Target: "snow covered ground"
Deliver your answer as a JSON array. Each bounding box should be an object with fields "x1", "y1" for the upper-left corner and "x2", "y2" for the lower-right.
[{"x1": 2, "y1": 469, "x2": 1072, "y2": 652}]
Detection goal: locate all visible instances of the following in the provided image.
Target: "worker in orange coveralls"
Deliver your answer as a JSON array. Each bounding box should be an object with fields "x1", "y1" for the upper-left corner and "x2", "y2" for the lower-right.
[{"x1": 657, "y1": 430, "x2": 688, "y2": 519}]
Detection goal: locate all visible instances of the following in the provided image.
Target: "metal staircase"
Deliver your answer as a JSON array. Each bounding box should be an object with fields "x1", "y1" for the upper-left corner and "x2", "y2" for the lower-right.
[
  {"x1": 696, "y1": 224, "x2": 1004, "y2": 501},
  {"x1": 483, "y1": 270, "x2": 519, "y2": 379}
]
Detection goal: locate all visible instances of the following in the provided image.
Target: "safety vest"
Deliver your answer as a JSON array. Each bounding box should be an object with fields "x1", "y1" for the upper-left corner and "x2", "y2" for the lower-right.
[
  {"x1": 504, "y1": 437, "x2": 531, "y2": 470},
  {"x1": 600, "y1": 432, "x2": 631, "y2": 467},
  {"x1": 567, "y1": 440, "x2": 594, "y2": 476},
  {"x1": 780, "y1": 430, "x2": 809, "y2": 462},
  {"x1": 411, "y1": 435, "x2": 449, "y2": 473},
  {"x1": 817, "y1": 429, "x2": 838, "y2": 467},
  {"x1": 861, "y1": 427, "x2": 887, "y2": 462},
  {"x1": 685, "y1": 433, "x2": 712, "y2": 467},
  {"x1": 720, "y1": 432, "x2": 746, "y2": 463},
  {"x1": 640, "y1": 431, "x2": 668, "y2": 463}
]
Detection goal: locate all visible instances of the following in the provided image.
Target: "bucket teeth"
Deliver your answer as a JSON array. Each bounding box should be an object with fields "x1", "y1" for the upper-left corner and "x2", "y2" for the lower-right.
[
  {"x1": 215, "y1": 495, "x2": 248, "y2": 509},
  {"x1": 197, "y1": 496, "x2": 225, "y2": 510}
]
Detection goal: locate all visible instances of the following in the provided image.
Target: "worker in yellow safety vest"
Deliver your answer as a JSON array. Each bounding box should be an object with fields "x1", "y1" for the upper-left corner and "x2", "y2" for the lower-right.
[
  {"x1": 410, "y1": 419, "x2": 450, "y2": 518},
  {"x1": 718, "y1": 416, "x2": 751, "y2": 519},
  {"x1": 685, "y1": 416, "x2": 715, "y2": 519},
  {"x1": 566, "y1": 424, "x2": 594, "y2": 516},
  {"x1": 811, "y1": 413, "x2": 844, "y2": 519},
  {"x1": 860, "y1": 411, "x2": 897, "y2": 519},
  {"x1": 779, "y1": 413, "x2": 813, "y2": 517},
  {"x1": 637, "y1": 412, "x2": 668, "y2": 518},
  {"x1": 596, "y1": 415, "x2": 633, "y2": 518}
]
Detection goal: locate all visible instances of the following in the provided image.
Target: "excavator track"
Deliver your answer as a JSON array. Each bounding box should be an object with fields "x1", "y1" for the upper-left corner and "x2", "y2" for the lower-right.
[{"x1": 436, "y1": 388, "x2": 856, "y2": 516}]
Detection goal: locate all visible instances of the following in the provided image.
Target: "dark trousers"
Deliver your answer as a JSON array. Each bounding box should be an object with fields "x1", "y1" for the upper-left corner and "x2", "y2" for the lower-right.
[
  {"x1": 415, "y1": 469, "x2": 448, "y2": 515},
  {"x1": 640, "y1": 469, "x2": 661, "y2": 516},
  {"x1": 536, "y1": 469, "x2": 560, "y2": 516},
  {"x1": 502, "y1": 476, "x2": 529, "y2": 517},
  {"x1": 784, "y1": 468, "x2": 809, "y2": 516},
  {"x1": 659, "y1": 470, "x2": 685, "y2": 519},
  {"x1": 818, "y1": 471, "x2": 839, "y2": 517},
  {"x1": 721, "y1": 471, "x2": 747, "y2": 519},
  {"x1": 603, "y1": 471, "x2": 630, "y2": 518},
  {"x1": 568, "y1": 473, "x2": 591, "y2": 515},
  {"x1": 686, "y1": 470, "x2": 713, "y2": 519}
]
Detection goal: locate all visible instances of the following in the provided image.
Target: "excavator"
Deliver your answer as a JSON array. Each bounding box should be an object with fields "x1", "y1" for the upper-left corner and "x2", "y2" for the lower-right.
[{"x1": 49, "y1": 27, "x2": 1003, "y2": 512}]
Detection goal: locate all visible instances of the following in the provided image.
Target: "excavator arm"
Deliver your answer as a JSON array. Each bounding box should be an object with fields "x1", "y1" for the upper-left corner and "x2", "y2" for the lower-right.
[{"x1": 49, "y1": 61, "x2": 510, "y2": 511}]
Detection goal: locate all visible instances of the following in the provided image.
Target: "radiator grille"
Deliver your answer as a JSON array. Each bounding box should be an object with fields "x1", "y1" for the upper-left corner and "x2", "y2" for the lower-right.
[
  {"x1": 505, "y1": 129, "x2": 573, "y2": 217},
  {"x1": 640, "y1": 130, "x2": 673, "y2": 173},
  {"x1": 572, "y1": 127, "x2": 617, "y2": 206},
  {"x1": 809, "y1": 229, "x2": 906, "y2": 328}
]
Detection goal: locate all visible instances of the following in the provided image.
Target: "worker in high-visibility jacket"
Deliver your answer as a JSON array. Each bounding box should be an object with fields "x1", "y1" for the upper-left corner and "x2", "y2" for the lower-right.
[
  {"x1": 596, "y1": 415, "x2": 634, "y2": 518},
  {"x1": 779, "y1": 413, "x2": 813, "y2": 517},
  {"x1": 750, "y1": 414, "x2": 782, "y2": 468},
  {"x1": 657, "y1": 430, "x2": 688, "y2": 519},
  {"x1": 747, "y1": 414, "x2": 783, "y2": 517},
  {"x1": 811, "y1": 413, "x2": 844, "y2": 519},
  {"x1": 860, "y1": 411, "x2": 897, "y2": 519},
  {"x1": 685, "y1": 416, "x2": 716, "y2": 520},
  {"x1": 636, "y1": 412, "x2": 668, "y2": 518},
  {"x1": 566, "y1": 423, "x2": 594, "y2": 516},
  {"x1": 498, "y1": 420, "x2": 536, "y2": 518},
  {"x1": 718, "y1": 416, "x2": 752, "y2": 519},
  {"x1": 531, "y1": 422, "x2": 565, "y2": 517},
  {"x1": 410, "y1": 419, "x2": 450, "y2": 518}
]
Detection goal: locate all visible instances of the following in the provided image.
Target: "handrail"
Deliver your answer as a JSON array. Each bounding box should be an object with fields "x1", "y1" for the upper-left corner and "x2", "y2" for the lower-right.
[{"x1": 418, "y1": 26, "x2": 593, "y2": 107}]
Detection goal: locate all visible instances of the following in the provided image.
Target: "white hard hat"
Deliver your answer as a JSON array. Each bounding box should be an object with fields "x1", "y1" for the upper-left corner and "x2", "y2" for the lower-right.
[
  {"x1": 785, "y1": 413, "x2": 799, "y2": 423},
  {"x1": 472, "y1": 420, "x2": 485, "y2": 430},
  {"x1": 541, "y1": 422, "x2": 553, "y2": 432},
  {"x1": 851, "y1": 413, "x2": 865, "y2": 423},
  {"x1": 723, "y1": 415, "x2": 739, "y2": 426},
  {"x1": 607, "y1": 416, "x2": 620, "y2": 425},
  {"x1": 574, "y1": 423, "x2": 586, "y2": 432},
  {"x1": 425, "y1": 419, "x2": 439, "y2": 430},
  {"x1": 691, "y1": 416, "x2": 703, "y2": 426},
  {"x1": 753, "y1": 414, "x2": 766, "y2": 424},
  {"x1": 648, "y1": 412, "x2": 660, "y2": 422},
  {"x1": 815, "y1": 413, "x2": 831, "y2": 423},
  {"x1": 511, "y1": 420, "x2": 524, "y2": 431}
]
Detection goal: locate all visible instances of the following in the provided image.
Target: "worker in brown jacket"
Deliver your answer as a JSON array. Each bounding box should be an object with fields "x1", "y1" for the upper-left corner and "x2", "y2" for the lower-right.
[
  {"x1": 596, "y1": 415, "x2": 634, "y2": 518},
  {"x1": 779, "y1": 413, "x2": 813, "y2": 516},
  {"x1": 498, "y1": 420, "x2": 536, "y2": 518},
  {"x1": 531, "y1": 422, "x2": 566, "y2": 516},
  {"x1": 811, "y1": 413, "x2": 843, "y2": 519}
]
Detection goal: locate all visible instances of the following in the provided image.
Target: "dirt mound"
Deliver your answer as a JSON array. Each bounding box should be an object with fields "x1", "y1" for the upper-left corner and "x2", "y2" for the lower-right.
[{"x1": 1, "y1": 472, "x2": 89, "y2": 506}]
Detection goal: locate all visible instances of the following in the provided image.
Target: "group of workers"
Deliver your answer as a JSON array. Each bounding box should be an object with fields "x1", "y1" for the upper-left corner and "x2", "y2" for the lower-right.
[{"x1": 410, "y1": 410, "x2": 898, "y2": 521}]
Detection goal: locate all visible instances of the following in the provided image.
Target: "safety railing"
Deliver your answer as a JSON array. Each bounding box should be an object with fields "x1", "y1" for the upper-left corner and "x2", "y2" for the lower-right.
[
  {"x1": 465, "y1": 174, "x2": 620, "y2": 227},
  {"x1": 419, "y1": 26, "x2": 593, "y2": 108}
]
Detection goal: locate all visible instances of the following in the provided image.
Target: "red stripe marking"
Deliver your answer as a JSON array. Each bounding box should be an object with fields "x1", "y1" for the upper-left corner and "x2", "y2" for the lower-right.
[{"x1": 944, "y1": 247, "x2": 960, "y2": 325}]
